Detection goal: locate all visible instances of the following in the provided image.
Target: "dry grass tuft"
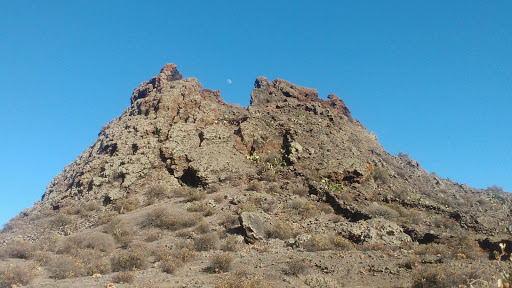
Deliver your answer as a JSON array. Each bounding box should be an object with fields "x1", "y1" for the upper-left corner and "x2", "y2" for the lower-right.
[
  {"x1": 206, "y1": 253, "x2": 233, "y2": 273},
  {"x1": 194, "y1": 233, "x2": 220, "y2": 251},
  {"x1": 215, "y1": 268, "x2": 273, "y2": 288},
  {"x1": 112, "y1": 271, "x2": 136, "y2": 284}
]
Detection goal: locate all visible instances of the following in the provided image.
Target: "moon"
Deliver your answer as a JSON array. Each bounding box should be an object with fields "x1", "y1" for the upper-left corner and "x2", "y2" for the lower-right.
[{"x1": 227, "y1": 78, "x2": 232, "y2": 84}]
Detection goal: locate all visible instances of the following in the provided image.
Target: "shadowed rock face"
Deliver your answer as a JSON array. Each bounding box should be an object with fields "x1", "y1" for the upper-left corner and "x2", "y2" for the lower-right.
[{"x1": 24, "y1": 63, "x2": 510, "y2": 247}]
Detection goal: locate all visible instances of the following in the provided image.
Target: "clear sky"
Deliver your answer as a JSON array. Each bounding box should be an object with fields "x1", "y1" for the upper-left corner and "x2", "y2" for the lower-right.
[{"x1": 1, "y1": 1, "x2": 511, "y2": 226}]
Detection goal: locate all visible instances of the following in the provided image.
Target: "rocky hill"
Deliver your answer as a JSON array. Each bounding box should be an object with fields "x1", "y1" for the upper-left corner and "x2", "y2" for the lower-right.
[{"x1": 1, "y1": 64, "x2": 511, "y2": 288}]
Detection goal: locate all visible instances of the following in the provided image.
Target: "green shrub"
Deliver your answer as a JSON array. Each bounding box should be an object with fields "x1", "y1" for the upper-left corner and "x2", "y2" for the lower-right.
[{"x1": 207, "y1": 253, "x2": 233, "y2": 273}]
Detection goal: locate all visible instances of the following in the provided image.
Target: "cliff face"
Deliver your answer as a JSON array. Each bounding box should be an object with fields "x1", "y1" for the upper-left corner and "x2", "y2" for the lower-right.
[
  {"x1": 41, "y1": 64, "x2": 382, "y2": 208},
  {"x1": 2, "y1": 64, "x2": 511, "y2": 288}
]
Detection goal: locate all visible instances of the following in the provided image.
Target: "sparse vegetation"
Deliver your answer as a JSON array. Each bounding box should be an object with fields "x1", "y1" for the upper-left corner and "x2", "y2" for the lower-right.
[
  {"x1": 112, "y1": 271, "x2": 136, "y2": 284},
  {"x1": 48, "y1": 255, "x2": 84, "y2": 279},
  {"x1": 110, "y1": 248, "x2": 148, "y2": 271},
  {"x1": 114, "y1": 197, "x2": 140, "y2": 214},
  {"x1": 207, "y1": 253, "x2": 233, "y2": 273},
  {"x1": 5, "y1": 239, "x2": 36, "y2": 259},
  {"x1": 0, "y1": 264, "x2": 35, "y2": 287},
  {"x1": 142, "y1": 207, "x2": 200, "y2": 230},
  {"x1": 366, "y1": 202, "x2": 399, "y2": 219},
  {"x1": 266, "y1": 220, "x2": 298, "y2": 240},
  {"x1": 215, "y1": 268, "x2": 273, "y2": 288},
  {"x1": 285, "y1": 258, "x2": 309, "y2": 276},
  {"x1": 303, "y1": 274, "x2": 338, "y2": 288},
  {"x1": 194, "y1": 233, "x2": 220, "y2": 251}
]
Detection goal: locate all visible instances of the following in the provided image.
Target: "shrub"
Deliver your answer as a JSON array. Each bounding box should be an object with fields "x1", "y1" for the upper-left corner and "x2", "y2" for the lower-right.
[
  {"x1": 285, "y1": 259, "x2": 309, "y2": 276},
  {"x1": 50, "y1": 213, "x2": 73, "y2": 228},
  {"x1": 372, "y1": 166, "x2": 390, "y2": 184},
  {"x1": 195, "y1": 221, "x2": 211, "y2": 234},
  {"x1": 266, "y1": 221, "x2": 297, "y2": 240},
  {"x1": 96, "y1": 211, "x2": 118, "y2": 226},
  {"x1": 146, "y1": 185, "x2": 169, "y2": 200},
  {"x1": 5, "y1": 239, "x2": 36, "y2": 259},
  {"x1": 187, "y1": 201, "x2": 217, "y2": 216},
  {"x1": 0, "y1": 264, "x2": 35, "y2": 287},
  {"x1": 194, "y1": 233, "x2": 220, "y2": 251},
  {"x1": 411, "y1": 264, "x2": 481, "y2": 288},
  {"x1": 206, "y1": 253, "x2": 233, "y2": 273},
  {"x1": 215, "y1": 268, "x2": 273, "y2": 288},
  {"x1": 224, "y1": 235, "x2": 243, "y2": 252},
  {"x1": 303, "y1": 274, "x2": 338, "y2": 288},
  {"x1": 114, "y1": 197, "x2": 140, "y2": 214},
  {"x1": 303, "y1": 235, "x2": 334, "y2": 251},
  {"x1": 48, "y1": 255, "x2": 84, "y2": 279},
  {"x1": 174, "y1": 247, "x2": 199, "y2": 263},
  {"x1": 36, "y1": 234, "x2": 61, "y2": 252},
  {"x1": 332, "y1": 235, "x2": 355, "y2": 251},
  {"x1": 246, "y1": 181, "x2": 263, "y2": 192},
  {"x1": 105, "y1": 218, "x2": 134, "y2": 248},
  {"x1": 112, "y1": 271, "x2": 136, "y2": 284},
  {"x1": 221, "y1": 214, "x2": 240, "y2": 229},
  {"x1": 82, "y1": 232, "x2": 116, "y2": 252},
  {"x1": 111, "y1": 249, "x2": 148, "y2": 271},
  {"x1": 285, "y1": 198, "x2": 321, "y2": 218},
  {"x1": 206, "y1": 183, "x2": 222, "y2": 194},
  {"x1": 184, "y1": 188, "x2": 206, "y2": 202},
  {"x1": 142, "y1": 208, "x2": 200, "y2": 230},
  {"x1": 160, "y1": 257, "x2": 182, "y2": 274},
  {"x1": 144, "y1": 230, "x2": 162, "y2": 242},
  {"x1": 366, "y1": 202, "x2": 399, "y2": 219},
  {"x1": 79, "y1": 248, "x2": 112, "y2": 276}
]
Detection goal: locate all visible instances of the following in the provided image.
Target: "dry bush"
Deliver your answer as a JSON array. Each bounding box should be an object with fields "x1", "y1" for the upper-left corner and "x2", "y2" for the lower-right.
[
  {"x1": 96, "y1": 211, "x2": 118, "y2": 226},
  {"x1": 236, "y1": 202, "x2": 258, "y2": 214},
  {"x1": 285, "y1": 259, "x2": 309, "y2": 276},
  {"x1": 246, "y1": 181, "x2": 263, "y2": 192},
  {"x1": 266, "y1": 221, "x2": 298, "y2": 240},
  {"x1": 206, "y1": 253, "x2": 233, "y2": 273},
  {"x1": 5, "y1": 239, "x2": 36, "y2": 259},
  {"x1": 366, "y1": 202, "x2": 399, "y2": 219},
  {"x1": 48, "y1": 255, "x2": 84, "y2": 279},
  {"x1": 142, "y1": 207, "x2": 200, "y2": 230},
  {"x1": 0, "y1": 264, "x2": 35, "y2": 287},
  {"x1": 445, "y1": 234, "x2": 485, "y2": 260},
  {"x1": 207, "y1": 183, "x2": 222, "y2": 193},
  {"x1": 61, "y1": 202, "x2": 102, "y2": 217},
  {"x1": 79, "y1": 248, "x2": 112, "y2": 276},
  {"x1": 288, "y1": 183, "x2": 310, "y2": 197},
  {"x1": 332, "y1": 235, "x2": 355, "y2": 251},
  {"x1": 145, "y1": 185, "x2": 169, "y2": 203},
  {"x1": 303, "y1": 235, "x2": 334, "y2": 251},
  {"x1": 194, "y1": 221, "x2": 211, "y2": 234},
  {"x1": 223, "y1": 235, "x2": 243, "y2": 252},
  {"x1": 372, "y1": 166, "x2": 390, "y2": 184},
  {"x1": 173, "y1": 247, "x2": 199, "y2": 263},
  {"x1": 160, "y1": 257, "x2": 182, "y2": 274},
  {"x1": 330, "y1": 215, "x2": 345, "y2": 223},
  {"x1": 221, "y1": 214, "x2": 240, "y2": 229},
  {"x1": 58, "y1": 232, "x2": 115, "y2": 255},
  {"x1": 114, "y1": 197, "x2": 140, "y2": 214},
  {"x1": 316, "y1": 202, "x2": 334, "y2": 214},
  {"x1": 50, "y1": 213, "x2": 73, "y2": 228},
  {"x1": 249, "y1": 193, "x2": 277, "y2": 213},
  {"x1": 411, "y1": 263, "x2": 482, "y2": 288},
  {"x1": 303, "y1": 274, "x2": 338, "y2": 288},
  {"x1": 187, "y1": 201, "x2": 217, "y2": 216},
  {"x1": 105, "y1": 218, "x2": 134, "y2": 248},
  {"x1": 111, "y1": 248, "x2": 148, "y2": 271},
  {"x1": 112, "y1": 271, "x2": 136, "y2": 284},
  {"x1": 36, "y1": 234, "x2": 61, "y2": 252},
  {"x1": 194, "y1": 233, "x2": 220, "y2": 251},
  {"x1": 82, "y1": 232, "x2": 116, "y2": 252},
  {"x1": 266, "y1": 183, "x2": 281, "y2": 194},
  {"x1": 144, "y1": 230, "x2": 162, "y2": 242},
  {"x1": 215, "y1": 268, "x2": 273, "y2": 288},
  {"x1": 184, "y1": 188, "x2": 206, "y2": 202},
  {"x1": 285, "y1": 198, "x2": 322, "y2": 218}
]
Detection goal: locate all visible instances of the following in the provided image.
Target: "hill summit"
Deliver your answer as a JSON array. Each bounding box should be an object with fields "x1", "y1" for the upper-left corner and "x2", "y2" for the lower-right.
[{"x1": 1, "y1": 64, "x2": 510, "y2": 287}]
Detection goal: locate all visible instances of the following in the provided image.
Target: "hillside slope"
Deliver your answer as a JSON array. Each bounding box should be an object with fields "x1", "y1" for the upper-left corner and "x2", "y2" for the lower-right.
[{"x1": 1, "y1": 64, "x2": 510, "y2": 288}]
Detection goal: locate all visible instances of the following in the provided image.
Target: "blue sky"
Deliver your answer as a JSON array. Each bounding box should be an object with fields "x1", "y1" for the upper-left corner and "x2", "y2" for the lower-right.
[{"x1": 1, "y1": 1, "x2": 511, "y2": 226}]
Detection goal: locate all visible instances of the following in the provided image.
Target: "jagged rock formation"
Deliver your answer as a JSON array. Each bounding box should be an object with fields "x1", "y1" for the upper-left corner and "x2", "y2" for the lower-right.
[{"x1": 2, "y1": 64, "x2": 511, "y2": 288}]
